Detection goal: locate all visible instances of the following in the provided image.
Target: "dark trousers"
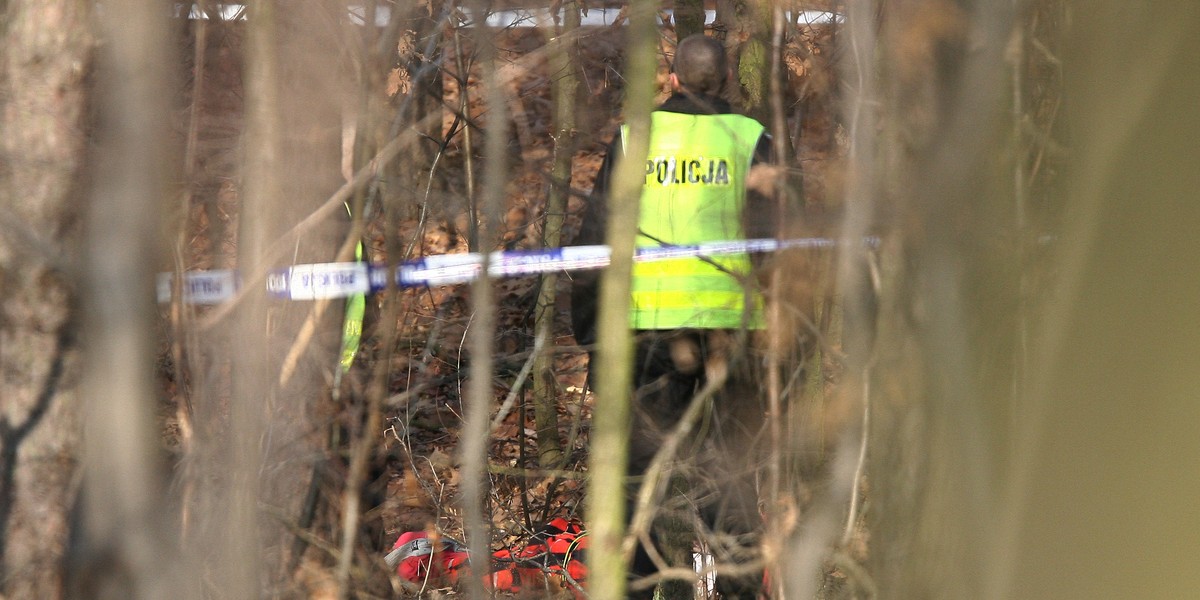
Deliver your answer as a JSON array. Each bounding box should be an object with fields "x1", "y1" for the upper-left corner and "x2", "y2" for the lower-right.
[{"x1": 624, "y1": 329, "x2": 765, "y2": 599}]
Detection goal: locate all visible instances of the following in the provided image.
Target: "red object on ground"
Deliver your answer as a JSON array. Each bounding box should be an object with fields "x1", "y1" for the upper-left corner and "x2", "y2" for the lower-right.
[
  {"x1": 388, "y1": 517, "x2": 587, "y2": 596},
  {"x1": 385, "y1": 531, "x2": 470, "y2": 585}
]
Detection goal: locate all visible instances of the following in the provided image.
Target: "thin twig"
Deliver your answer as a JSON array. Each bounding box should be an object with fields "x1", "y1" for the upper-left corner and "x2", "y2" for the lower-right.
[
  {"x1": 830, "y1": 549, "x2": 878, "y2": 599},
  {"x1": 841, "y1": 249, "x2": 881, "y2": 549},
  {"x1": 629, "y1": 557, "x2": 767, "y2": 592},
  {"x1": 450, "y1": 16, "x2": 479, "y2": 250},
  {"x1": 197, "y1": 108, "x2": 443, "y2": 332},
  {"x1": 171, "y1": 0, "x2": 212, "y2": 544},
  {"x1": 840, "y1": 366, "x2": 871, "y2": 547},
  {"x1": 762, "y1": 7, "x2": 790, "y2": 594},
  {"x1": 485, "y1": 464, "x2": 588, "y2": 480},
  {"x1": 277, "y1": 218, "x2": 364, "y2": 387},
  {"x1": 490, "y1": 329, "x2": 547, "y2": 430},
  {"x1": 622, "y1": 367, "x2": 728, "y2": 562}
]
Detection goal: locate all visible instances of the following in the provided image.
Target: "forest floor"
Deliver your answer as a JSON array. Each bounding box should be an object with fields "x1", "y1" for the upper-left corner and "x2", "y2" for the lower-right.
[{"x1": 163, "y1": 13, "x2": 848, "y2": 598}]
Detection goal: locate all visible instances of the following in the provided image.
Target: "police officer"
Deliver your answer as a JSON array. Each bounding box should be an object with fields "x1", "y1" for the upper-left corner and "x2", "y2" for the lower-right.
[{"x1": 572, "y1": 33, "x2": 772, "y2": 600}]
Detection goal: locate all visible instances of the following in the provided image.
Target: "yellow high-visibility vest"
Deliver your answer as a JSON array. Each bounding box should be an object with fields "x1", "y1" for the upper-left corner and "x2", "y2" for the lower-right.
[{"x1": 625, "y1": 111, "x2": 766, "y2": 330}]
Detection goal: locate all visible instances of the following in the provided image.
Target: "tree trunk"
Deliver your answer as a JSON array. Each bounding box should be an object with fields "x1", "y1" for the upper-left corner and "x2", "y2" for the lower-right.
[
  {"x1": 585, "y1": 0, "x2": 659, "y2": 597},
  {"x1": 673, "y1": 0, "x2": 705, "y2": 41},
  {"x1": 715, "y1": 0, "x2": 772, "y2": 121},
  {"x1": 0, "y1": 1, "x2": 89, "y2": 597},
  {"x1": 0, "y1": 1, "x2": 90, "y2": 595},
  {"x1": 458, "y1": 1, "x2": 511, "y2": 596},
  {"x1": 531, "y1": 0, "x2": 582, "y2": 471},
  {"x1": 385, "y1": 0, "x2": 445, "y2": 221},
  {"x1": 212, "y1": 1, "x2": 282, "y2": 595},
  {"x1": 71, "y1": 0, "x2": 185, "y2": 593},
  {"x1": 997, "y1": 2, "x2": 1200, "y2": 598}
]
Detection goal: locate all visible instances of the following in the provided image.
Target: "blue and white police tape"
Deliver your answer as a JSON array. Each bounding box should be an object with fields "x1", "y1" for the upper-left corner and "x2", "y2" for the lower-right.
[
  {"x1": 157, "y1": 269, "x2": 239, "y2": 305},
  {"x1": 159, "y1": 236, "x2": 875, "y2": 304}
]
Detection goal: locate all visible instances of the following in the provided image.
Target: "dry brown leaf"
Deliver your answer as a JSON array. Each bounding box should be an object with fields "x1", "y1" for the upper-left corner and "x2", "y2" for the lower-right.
[
  {"x1": 427, "y1": 448, "x2": 454, "y2": 471},
  {"x1": 387, "y1": 67, "x2": 411, "y2": 98},
  {"x1": 400, "y1": 470, "x2": 427, "y2": 509}
]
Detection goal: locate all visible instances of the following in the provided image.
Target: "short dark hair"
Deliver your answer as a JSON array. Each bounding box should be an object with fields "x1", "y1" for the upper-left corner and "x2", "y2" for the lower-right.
[{"x1": 672, "y1": 34, "x2": 728, "y2": 96}]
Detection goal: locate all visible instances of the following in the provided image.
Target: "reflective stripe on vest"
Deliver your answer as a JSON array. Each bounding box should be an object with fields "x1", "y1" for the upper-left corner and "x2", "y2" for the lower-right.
[{"x1": 625, "y1": 112, "x2": 766, "y2": 330}]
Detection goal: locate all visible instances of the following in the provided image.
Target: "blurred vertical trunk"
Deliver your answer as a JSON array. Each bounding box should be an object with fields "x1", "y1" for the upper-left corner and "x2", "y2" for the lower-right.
[
  {"x1": 865, "y1": 0, "x2": 1020, "y2": 592},
  {"x1": 194, "y1": 1, "x2": 348, "y2": 595},
  {"x1": 773, "y1": 1, "x2": 888, "y2": 596},
  {"x1": 333, "y1": 3, "x2": 405, "y2": 595},
  {"x1": 585, "y1": 0, "x2": 658, "y2": 598},
  {"x1": 458, "y1": 2, "x2": 509, "y2": 596},
  {"x1": 70, "y1": 0, "x2": 184, "y2": 596},
  {"x1": 773, "y1": 1, "x2": 1200, "y2": 598},
  {"x1": 0, "y1": 1, "x2": 90, "y2": 597},
  {"x1": 856, "y1": 1, "x2": 1200, "y2": 598},
  {"x1": 995, "y1": 3, "x2": 1200, "y2": 598},
  {"x1": 216, "y1": 0, "x2": 281, "y2": 594},
  {"x1": 835, "y1": 1, "x2": 1200, "y2": 600}
]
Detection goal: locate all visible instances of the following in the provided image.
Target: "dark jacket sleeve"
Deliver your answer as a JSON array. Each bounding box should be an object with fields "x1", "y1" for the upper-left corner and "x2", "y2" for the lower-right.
[
  {"x1": 569, "y1": 132, "x2": 622, "y2": 347},
  {"x1": 744, "y1": 132, "x2": 776, "y2": 241}
]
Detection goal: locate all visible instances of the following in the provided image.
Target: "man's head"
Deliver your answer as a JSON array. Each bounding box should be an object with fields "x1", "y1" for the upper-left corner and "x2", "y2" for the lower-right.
[{"x1": 670, "y1": 34, "x2": 729, "y2": 96}]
